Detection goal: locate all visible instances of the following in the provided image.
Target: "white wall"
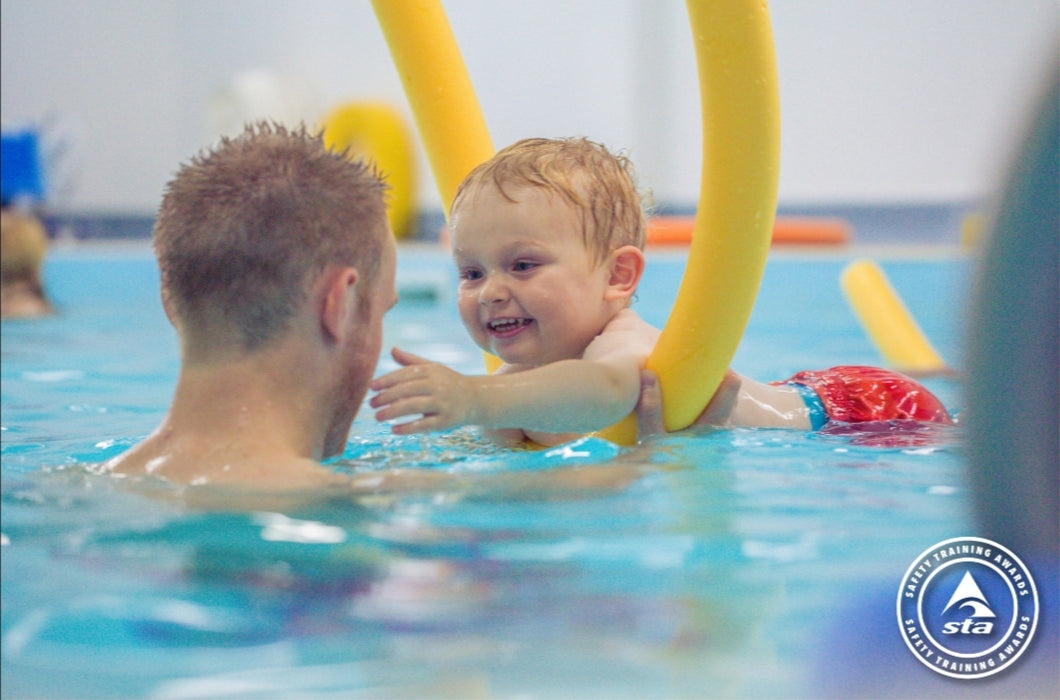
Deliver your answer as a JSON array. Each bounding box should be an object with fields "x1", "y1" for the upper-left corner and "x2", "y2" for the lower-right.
[{"x1": 2, "y1": 0, "x2": 1056, "y2": 214}]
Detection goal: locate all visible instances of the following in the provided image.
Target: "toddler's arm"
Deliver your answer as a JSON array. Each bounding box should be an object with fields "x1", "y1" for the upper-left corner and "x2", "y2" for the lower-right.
[
  {"x1": 369, "y1": 347, "x2": 643, "y2": 436},
  {"x1": 370, "y1": 309, "x2": 658, "y2": 438},
  {"x1": 635, "y1": 368, "x2": 813, "y2": 438}
]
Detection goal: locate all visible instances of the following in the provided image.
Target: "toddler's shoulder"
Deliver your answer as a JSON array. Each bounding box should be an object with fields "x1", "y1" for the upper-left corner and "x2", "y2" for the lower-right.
[
  {"x1": 604, "y1": 308, "x2": 658, "y2": 335},
  {"x1": 586, "y1": 308, "x2": 660, "y2": 363}
]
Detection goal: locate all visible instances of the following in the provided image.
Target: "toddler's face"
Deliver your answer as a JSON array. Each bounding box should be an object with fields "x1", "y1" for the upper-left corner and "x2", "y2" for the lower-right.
[{"x1": 449, "y1": 184, "x2": 617, "y2": 366}]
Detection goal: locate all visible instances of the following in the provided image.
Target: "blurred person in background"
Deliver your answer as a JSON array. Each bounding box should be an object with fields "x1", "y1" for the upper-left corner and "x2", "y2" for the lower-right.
[{"x1": 1, "y1": 206, "x2": 52, "y2": 319}]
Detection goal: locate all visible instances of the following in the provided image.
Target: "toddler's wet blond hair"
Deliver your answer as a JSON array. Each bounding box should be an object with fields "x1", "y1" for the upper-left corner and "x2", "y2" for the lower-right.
[{"x1": 452, "y1": 137, "x2": 648, "y2": 263}]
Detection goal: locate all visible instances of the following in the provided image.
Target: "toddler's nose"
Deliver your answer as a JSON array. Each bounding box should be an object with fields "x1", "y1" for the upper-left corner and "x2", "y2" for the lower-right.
[{"x1": 479, "y1": 273, "x2": 510, "y2": 305}]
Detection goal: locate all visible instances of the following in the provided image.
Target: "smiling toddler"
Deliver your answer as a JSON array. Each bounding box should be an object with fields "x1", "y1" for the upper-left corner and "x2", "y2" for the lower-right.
[{"x1": 370, "y1": 138, "x2": 951, "y2": 445}]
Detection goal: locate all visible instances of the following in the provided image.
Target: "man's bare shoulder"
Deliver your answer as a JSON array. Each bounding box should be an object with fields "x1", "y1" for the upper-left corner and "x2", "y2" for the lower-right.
[
  {"x1": 103, "y1": 434, "x2": 457, "y2": 500},
  {"x1": 103, "y1": 435, "x2": 346, "y2": 490}
]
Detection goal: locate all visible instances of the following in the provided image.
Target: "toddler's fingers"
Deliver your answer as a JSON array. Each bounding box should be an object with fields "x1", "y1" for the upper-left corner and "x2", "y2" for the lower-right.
[
  {"x1": 378, "y1": 399, "x2": 453, "y2": 434},
  {"x1": 370, "y1": 363, "x2": 432, "y2": 392},
  {"x1": 373, "y1": 397, "x2": 427, "y2": 424},
  {"x1": 374, "y1": 387, "x2": 452, "y2": 423},
  {"x1": 390, "y1": 347, "x2": 432, "y2": 367},
  {"x1": 389, "y1": 414, "x2": 444, "y2": 435},
  {"x1": 369, "y1": 379, "x2": 432, "y2": 411}
]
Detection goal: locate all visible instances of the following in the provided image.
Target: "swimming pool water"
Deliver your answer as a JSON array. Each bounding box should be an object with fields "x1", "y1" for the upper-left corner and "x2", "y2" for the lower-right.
[{"x1": 2, "y1": 244, "x2": 983, "y2": 698}]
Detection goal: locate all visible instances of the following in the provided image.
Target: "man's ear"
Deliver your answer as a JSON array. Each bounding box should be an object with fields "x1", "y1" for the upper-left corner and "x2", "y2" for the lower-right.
[
  {"x1": 160, "y1": 288, "x2": 179, "y2": 328},
  {"x1": 604, "y1": 245, "x2": 646, "y2": 301},
  {"x1": 320, "y1": 266, "x2": 359, "y2": 343}
]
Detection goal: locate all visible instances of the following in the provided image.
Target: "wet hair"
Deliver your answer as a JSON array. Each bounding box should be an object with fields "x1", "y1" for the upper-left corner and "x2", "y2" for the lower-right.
[
  {"x1": 153, "y1": 122, "x2": 389, "y2": 351},
  {"x1": 452, "y1": 137, "x2": 648, "y2": 262}
]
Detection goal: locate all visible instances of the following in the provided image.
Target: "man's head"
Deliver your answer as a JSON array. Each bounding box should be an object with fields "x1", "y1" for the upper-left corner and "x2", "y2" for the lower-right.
[
  {"x1": 451, "y1": 137, "x2": 648, "y2": 264},
  {"x1": 154, "y1": 122, "x2": 396, "y2": 459},
  {"x1": 153, "y1": 122, "x2": 391, "y2": 354}
]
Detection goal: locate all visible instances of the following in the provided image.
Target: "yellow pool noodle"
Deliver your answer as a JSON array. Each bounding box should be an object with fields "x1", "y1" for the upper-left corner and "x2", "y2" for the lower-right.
[
  {"x1": 368, "y1": 0, "x2": 491, "y2": 218},
  {"x1": 840, "y1": 259, "x2": 947, "y2": 373},
  {"x1": 371, "y1": 0, "x2": 502, "y2": 373},
  {"x1": 370, "y1": 0, "x2": 494, "y2": 216},
  {"x1": 373, "y1": 0, "x2": 780, "y2": 444},
  {"x1": 640, "y1": 0, "x2": 781, "y2": 433}
]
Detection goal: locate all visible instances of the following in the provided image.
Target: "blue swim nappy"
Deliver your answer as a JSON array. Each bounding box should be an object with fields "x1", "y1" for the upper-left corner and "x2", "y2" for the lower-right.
[{"x1": 789, "y1": 382, "x2": 828, "y2": 430}]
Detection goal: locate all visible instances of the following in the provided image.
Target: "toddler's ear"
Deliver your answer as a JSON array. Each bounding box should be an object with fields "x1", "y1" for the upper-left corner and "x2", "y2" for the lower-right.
[{"x1": 605, "y1": 245, "x2": 646, "y2": 300}]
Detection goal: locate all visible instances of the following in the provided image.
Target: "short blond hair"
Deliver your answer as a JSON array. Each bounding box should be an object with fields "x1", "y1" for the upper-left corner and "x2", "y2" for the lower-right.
[
  {"x1": 452, "y1": 137, "x2": 648, "y2": 262},
  {"x1": 153, "y1": 122, "x2": 389, "y2": 351}
]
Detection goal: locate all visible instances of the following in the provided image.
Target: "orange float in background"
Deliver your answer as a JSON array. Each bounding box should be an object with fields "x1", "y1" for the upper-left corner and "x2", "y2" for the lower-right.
[
  {"x1": 441, "y1": 215, "x2": 852, "y2": 248},
  {"x1": 645, "y1": 215, "x2": 851, "y2": 247},
  {"x1": 771, "y1": 217, "x2": 852, "y2": 246}
]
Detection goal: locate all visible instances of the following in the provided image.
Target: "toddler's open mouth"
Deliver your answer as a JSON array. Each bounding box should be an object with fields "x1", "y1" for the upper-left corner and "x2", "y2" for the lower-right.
[{"x1": 487, "y1": 317, "x2": 533, "y2": 336}]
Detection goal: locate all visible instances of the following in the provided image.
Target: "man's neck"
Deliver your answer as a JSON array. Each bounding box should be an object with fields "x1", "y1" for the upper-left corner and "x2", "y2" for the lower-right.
[{"x1": 106, "y1": 351, "x2": 342, "y2": 489}]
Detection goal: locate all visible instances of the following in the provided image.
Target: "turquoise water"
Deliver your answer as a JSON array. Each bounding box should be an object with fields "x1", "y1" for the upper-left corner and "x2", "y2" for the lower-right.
[{"x1": 2, "y1": 245, "x2": 973, "y2": 698}]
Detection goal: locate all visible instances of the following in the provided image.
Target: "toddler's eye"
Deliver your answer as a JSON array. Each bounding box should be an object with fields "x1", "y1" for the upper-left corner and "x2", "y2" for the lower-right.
[
  {"x1": 459, "y1": 268, "x2": 483, "y2": 281},
  {"x1": 512, "y1": 260, "x2": 537, "y2": 272}
]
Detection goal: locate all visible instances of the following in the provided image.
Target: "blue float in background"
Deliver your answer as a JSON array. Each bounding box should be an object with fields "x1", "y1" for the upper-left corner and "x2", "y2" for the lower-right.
[{"x1": 1, "y1": 127, "x2": 46, "y2": 206}]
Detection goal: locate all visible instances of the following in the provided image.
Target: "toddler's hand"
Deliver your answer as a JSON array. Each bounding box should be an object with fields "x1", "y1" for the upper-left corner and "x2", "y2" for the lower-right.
[{"x1": 369, "y1": 348, "x2": 479, "y2": 434}]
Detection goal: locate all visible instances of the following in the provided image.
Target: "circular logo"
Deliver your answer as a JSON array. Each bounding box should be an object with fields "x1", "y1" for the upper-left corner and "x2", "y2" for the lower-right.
[{"x1": 897, "y1": 537, "x2": 1039, "y2": 679}]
